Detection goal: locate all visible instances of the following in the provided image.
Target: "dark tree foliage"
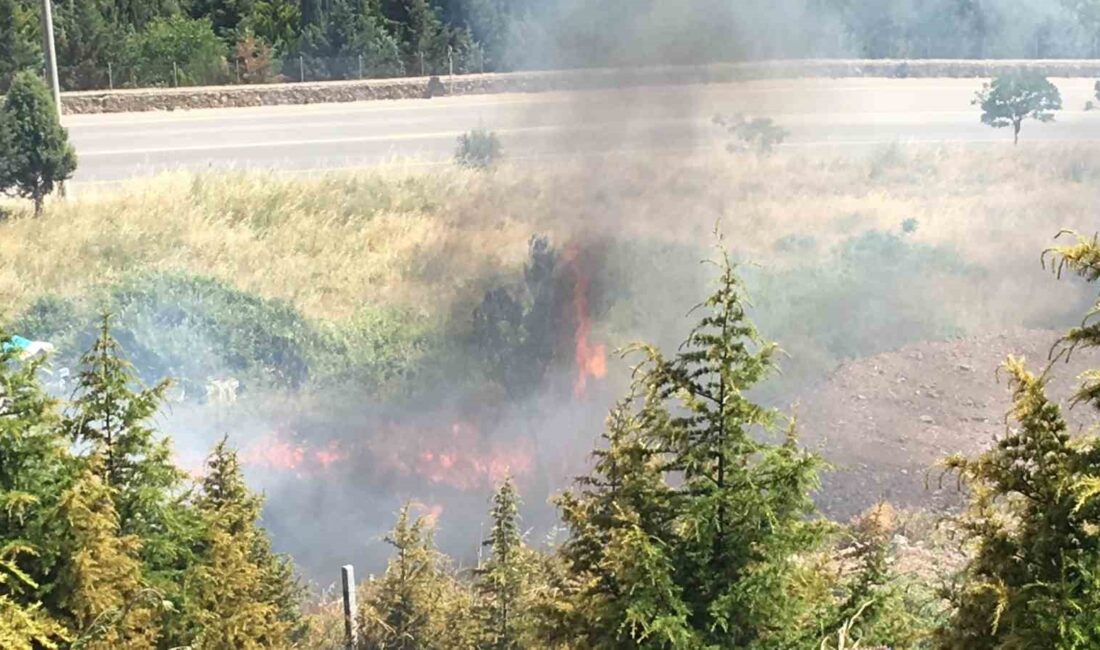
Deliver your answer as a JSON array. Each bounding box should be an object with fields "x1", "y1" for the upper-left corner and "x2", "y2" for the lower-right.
[
  {"x1": 0, "y1": 72, "x2": 77, "y2": 216},
  {"x1": 0, "y1": 0, "x2": 39, "y2": 93},
  {"x1": 471, "y1": 235, "x2": 566, "y2": 399}
]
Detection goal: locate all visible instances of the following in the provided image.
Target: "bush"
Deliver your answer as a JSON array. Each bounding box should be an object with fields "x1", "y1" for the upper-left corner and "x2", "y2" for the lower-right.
[
  {"x1": 122, "y1": 16, "x2": 228, "y2": 87},
  {"x1": 455, "y1": 128, "x2": 502, "y2": 169},
  {"x1": 713, "y1": 113, "x2": 789, "y2": 154},
  {"x1": 9, "y1": 272, "x2": 433, "y2": 400},
  {"x1": 232, "y1": 32, "x2": 277, "y2": 84},
  {"x1": 0, "y1": 71, "x2": 77, "y2": 215}
]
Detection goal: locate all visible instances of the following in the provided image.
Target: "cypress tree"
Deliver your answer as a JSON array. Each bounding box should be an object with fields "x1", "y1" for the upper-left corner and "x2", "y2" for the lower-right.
[
  {"x1": 0, "y1": 329, "x2": 72, "y2": 643},
  {"x1": 65, "y1": 316, "x2": 198, "y2": 594},
  {"x1": 935, "y1": 231, "x2": 1100, "y2": 648},
  {"x1": 0, "y1": 546, "x2": 67, "y2": 649},
  {"x1": 360, "y1": 504, "x2": 472, "y2": 649},
  {"x1": 552, "y1": 403, "x2": 693, "y2": 649},
  {"x1": 475, "y1": 476, "x2": 534, "y2": 650},
  {"x1": 182, "y1": 438, "x2": 304, "y2": 648},
  {"x1": 0, "y1": 71, "x2": 77, "y2": 216},
  {"x1": 637, "y1": 253, "x2": 828, "y2": 648},
  {"x1": 51, "y1": 468, "x2": 160, "y2": 649}
]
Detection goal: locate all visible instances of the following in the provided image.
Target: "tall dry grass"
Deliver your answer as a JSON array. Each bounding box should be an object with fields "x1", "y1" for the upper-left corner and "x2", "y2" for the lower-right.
[{"x1": 2, "y1": 143, "x2": 1097, "y2": 325}]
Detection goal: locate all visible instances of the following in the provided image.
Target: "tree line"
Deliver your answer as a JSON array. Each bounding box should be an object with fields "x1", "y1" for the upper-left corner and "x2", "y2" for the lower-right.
[
  {"x1": 8, "y1": 0, "x2": 1100, "y2": 92},
  {"x1": 4, "y1": 232, "x2": 1100, "y2": 648}
]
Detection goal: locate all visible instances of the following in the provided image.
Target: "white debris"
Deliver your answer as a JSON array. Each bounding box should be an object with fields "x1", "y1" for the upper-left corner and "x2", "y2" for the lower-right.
[{"x1": 205, "y1": 378, "x2": 240, "y2": 405}]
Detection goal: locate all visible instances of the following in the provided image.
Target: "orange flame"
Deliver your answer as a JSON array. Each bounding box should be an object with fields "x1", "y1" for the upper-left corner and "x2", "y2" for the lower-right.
[
  {"x1": 236, "y1": 421, "x2": 531, "y2": 492},
  {"x1": 414, "y1": 421, "x2": 534, "y2": 490},
  {"x1": 567, "y1": 245, "x2": 607, "y2": 398},
  {"x1": 241, "y1": 435, "x2": 347, "y2": 476}
]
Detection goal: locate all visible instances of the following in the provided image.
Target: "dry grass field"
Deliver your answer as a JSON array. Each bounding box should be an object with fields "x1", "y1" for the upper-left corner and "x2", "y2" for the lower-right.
[{"x1": 2, "y1": 142, "x2": 1097, "y2": 329}]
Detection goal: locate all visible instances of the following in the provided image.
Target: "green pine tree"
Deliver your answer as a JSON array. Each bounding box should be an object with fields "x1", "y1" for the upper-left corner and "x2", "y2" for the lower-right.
[
  {"x1": 181, "y1": 437, "x2": 304, "y2": 648},
  {"x1": 360, "y1": 504, "x2": 474, "y2": 649},
  {"x1": 51, "y1": 468, "x2": 161, "y2": 649},
  {"x1": 935, "y1": 230, "x2": 1100, "y2": 648},
  {"x1": 0, "y1": 0, "x2": 40, "y2": 93},
  {"x1": 636, "y1": 252, "x2": 829, "y2": 648},
  {"x1": 475, "y1": 476, "x2": 535, "y2": 650},
  {"x1": 551, "y1": 403, "x2": 693, "y2": 649},
  {"x1": 65, "y1": 316, "x2": 198, "y2": 592},
  {"x1": 0, "y1": 71, "x2": 77, "y2": 215}
]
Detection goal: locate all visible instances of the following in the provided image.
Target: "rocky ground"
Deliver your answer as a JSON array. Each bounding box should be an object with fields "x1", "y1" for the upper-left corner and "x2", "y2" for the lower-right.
[{"x1": 801, "y1": 328, "x2": 1098, "y2": 519}]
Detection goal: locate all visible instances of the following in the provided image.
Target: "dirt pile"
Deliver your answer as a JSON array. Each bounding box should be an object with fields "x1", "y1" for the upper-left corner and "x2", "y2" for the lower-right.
[{"x1": 800, "y1": 329, "x2": 1097, "y2": 518}]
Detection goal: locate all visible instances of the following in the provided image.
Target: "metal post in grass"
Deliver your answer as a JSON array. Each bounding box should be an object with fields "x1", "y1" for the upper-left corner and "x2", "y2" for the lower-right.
[
  {"x1": 107, "y1": 62, "x2": 113, "y2": 90},
  {"x1": 172, "y1": 61, "x2": 178, "y2": 87},
  {"x1": 299, "y1": 55, "x2": 305, "y2": 82},
  {"x1": 235, "y1": 58, "x2": 240, "y2": 83},
  {"x1": 358, "y1": 54, "x2": 363, "y2": 79},
  {"x1": 419, "y1": 51, "x2": 425, "y2": 76},
  {"x1": 448, "y1": 45, "x2": 453, "y2": 79},
  {"x1": 341, "y1": 565, "x2": 358, "y2": 649}
]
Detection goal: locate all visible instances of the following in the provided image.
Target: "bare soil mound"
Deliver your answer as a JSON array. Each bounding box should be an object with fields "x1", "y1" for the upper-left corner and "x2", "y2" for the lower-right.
[{"x1": 799, "y1": 328, "x2": 1097, "y2": 518}]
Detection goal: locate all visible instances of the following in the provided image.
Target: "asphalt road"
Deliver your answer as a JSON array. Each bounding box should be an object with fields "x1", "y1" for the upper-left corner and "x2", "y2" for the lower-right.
[{"x1": 65, "y1": 77, "x2": 1100, "y2": 183}]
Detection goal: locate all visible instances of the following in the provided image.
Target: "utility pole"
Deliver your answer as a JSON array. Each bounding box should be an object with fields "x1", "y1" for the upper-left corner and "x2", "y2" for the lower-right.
[{"x1": 39, "y1": 0, "x2": 62, "y2": 115}]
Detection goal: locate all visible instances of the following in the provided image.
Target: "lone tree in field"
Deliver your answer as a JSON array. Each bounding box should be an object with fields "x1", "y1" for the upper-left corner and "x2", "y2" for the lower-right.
[
  {"x1": 973, "y1": 74, "x2": 1062, "y2": 144},
  {"x1": 0, "y1": 72, "x2": 77, "y2": 215}
]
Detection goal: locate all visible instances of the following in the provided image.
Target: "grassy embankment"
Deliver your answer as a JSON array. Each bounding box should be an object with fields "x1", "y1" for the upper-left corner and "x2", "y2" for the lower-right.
[{"x1": 1, "y1": 143, "x2": 1096, "y2": 396}]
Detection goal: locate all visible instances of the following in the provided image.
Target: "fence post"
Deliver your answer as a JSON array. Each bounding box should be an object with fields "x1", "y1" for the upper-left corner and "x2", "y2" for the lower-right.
[
  {"x1": 299, "y1": 55, "x2": 305, "y2": 82},
  {"x1": 358, "y1": 54, "x2": 363, "y2": 79},
  {"x1": 235, "y1": 58, "x2": 240, "y2": 83},
  {"x1": 419, "y1": 51, "x2": 425, "y2": 76},
  {"x1": 107, "y1": 62, "x2": 113, "y2": 90},
  {"x1": 448, "y1": 45, "x2": 453, "y2": 79},
  {"x1": 341, "y1": 565, "x2": 358, "y2": 650},
  {"x1": 172, "y1": 61, "x2": 178, "y2": 87}
]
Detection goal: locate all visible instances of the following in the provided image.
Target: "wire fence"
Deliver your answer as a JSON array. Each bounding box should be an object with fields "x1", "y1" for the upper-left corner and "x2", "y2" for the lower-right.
[{"x1": 57, "y1": 49, "x2": 487, "y2": 92}]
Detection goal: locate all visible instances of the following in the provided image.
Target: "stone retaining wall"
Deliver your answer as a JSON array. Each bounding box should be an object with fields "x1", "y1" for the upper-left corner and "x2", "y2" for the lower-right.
[{"x1": 60, "y1": 59, "x2": 1100, "y2": 114}]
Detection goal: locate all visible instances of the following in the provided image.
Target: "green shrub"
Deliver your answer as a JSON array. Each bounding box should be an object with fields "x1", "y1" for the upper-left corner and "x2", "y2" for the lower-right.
[
  {"x1": 455, "y1": 128, "x2": 502, "y2": 169},
  {"x1": 10, "y1": 272, "x2": 433, "y2": 400},
  {"x1": 0, "y1": 71, "x2": 77, "y2": 215},
  {"x1": 122, "y1": 16, "x2": 228, "y2": 87},
  {"x1": 713, "y1": 113, "x2": 789, "y2": 154}
]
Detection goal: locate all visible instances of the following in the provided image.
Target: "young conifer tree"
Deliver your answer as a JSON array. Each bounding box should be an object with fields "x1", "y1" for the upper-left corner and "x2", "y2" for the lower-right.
[
  {"x1": 475, "y1": 476, "x2": 532, "y2": 650},
  {"x1": 0, "y1": 329, "x2": 72, "y2": 645},
  {"x1": 0, "y1": 71, "x2": 76, "y2": 215},
  {"x1": 556, "y1": 251, "x2": 831, "y2": 649},
  {"x1": 65, "y1": 316, "x2": 197, "y2": 583},
  {"x1": 935, "y1": 231, "x2": 1100, "y2": 648},
  {"x1": 360, "y1": 504, "x2": 465, "y2": 649},
  {"x1": 182, "y1": 438, "x2": 304, "y2": 648},
  {"x1": 52, "y1": 468, "x2": 160, "y2": 649},
  {"x1": 635, "y1": 252, "x2": 828, "y2": 648},
  {"x1": 552, "y1": 403, "x2": 692, "y2": 648}
]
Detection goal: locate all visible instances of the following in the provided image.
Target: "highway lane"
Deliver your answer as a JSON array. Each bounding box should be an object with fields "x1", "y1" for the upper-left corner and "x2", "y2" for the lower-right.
[{"x1": 64, "y1": 77, "x2": 1100, "y2": 183}]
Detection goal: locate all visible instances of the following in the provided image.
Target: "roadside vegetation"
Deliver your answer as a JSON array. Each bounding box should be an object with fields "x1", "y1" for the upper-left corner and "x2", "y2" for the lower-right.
[
  {"x1": 9, "y1": 0, "x2": 1100, "y2": 92},
  {"x1": 0, "y1": 72, "x2": 76, "y2": 215},
  {"x1": 974, "y1": 73, "x2": 1063, "y2": 144}
]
